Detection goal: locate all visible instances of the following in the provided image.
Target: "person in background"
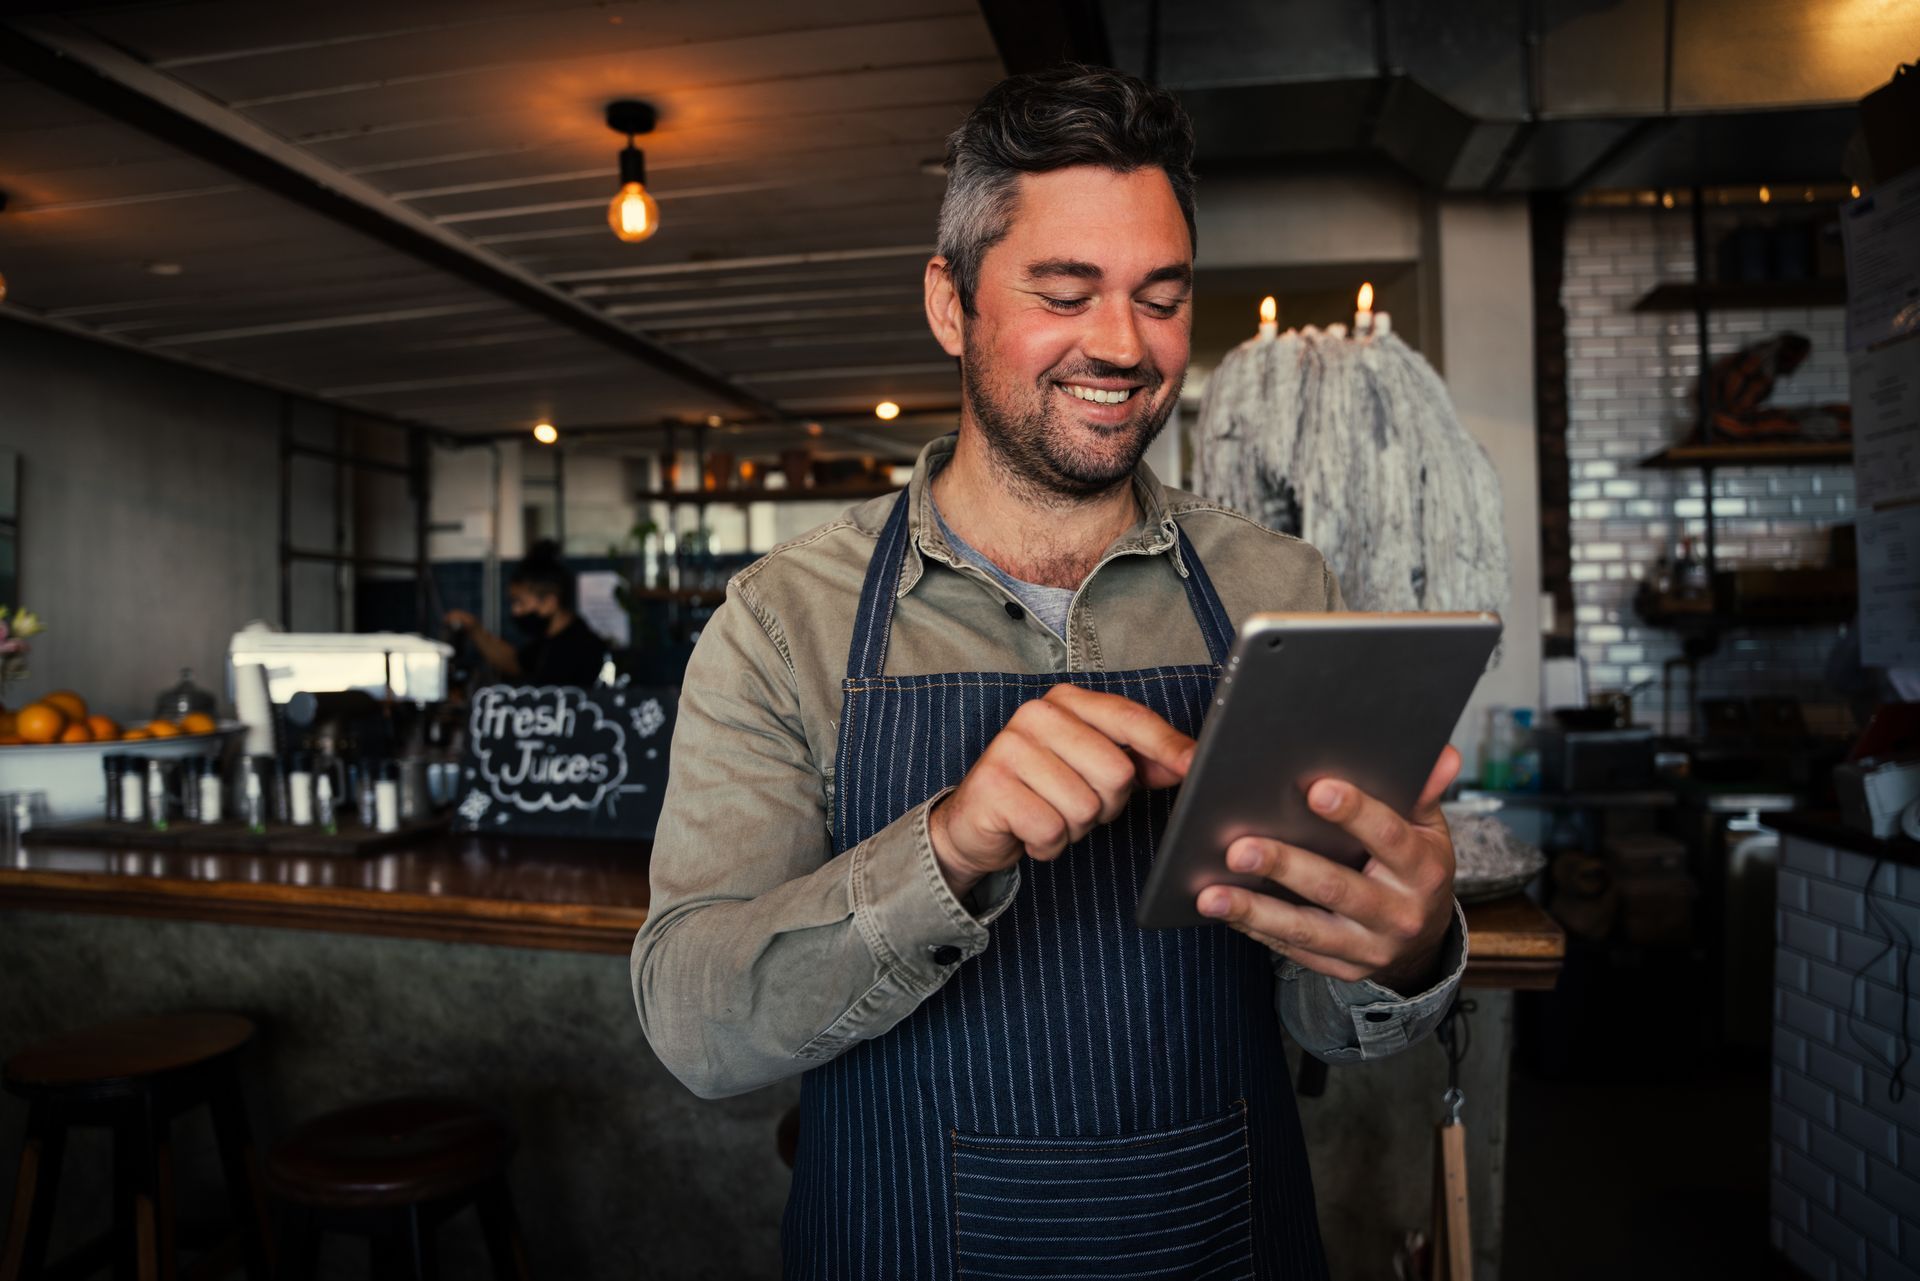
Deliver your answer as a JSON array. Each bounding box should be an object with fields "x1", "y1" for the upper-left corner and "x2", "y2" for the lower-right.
[{"x1": 444, "y1": 539, "x2": 607, "y2": 687}]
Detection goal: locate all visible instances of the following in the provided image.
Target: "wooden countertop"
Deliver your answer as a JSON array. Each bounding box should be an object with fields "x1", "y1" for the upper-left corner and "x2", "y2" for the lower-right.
[{"x1": 0, "y1": 835, "x2": 1563, "y2": 985}]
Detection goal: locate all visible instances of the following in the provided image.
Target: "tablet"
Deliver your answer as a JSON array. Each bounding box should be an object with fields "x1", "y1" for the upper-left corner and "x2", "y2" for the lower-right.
[{"x1": 1135, "y1": 612, "x2": 1502, "y2": 930}]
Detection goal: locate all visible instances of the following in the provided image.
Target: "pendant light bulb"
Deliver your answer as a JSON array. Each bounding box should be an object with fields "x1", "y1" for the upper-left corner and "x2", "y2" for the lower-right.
[
  {"x1": 608, "y1": 173, "x2": 659, "y2": 243},
  {"x1": 604, "y1": 101, "x2": 661, "y2": 245}
]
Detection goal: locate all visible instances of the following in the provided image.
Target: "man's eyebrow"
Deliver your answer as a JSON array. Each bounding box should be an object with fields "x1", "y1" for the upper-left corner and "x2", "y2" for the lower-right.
[
  {"x1": 1141, "y1": 264, "x2": 1193, "y2": 289},
  {"x1": 1023, "y1": 258, "x2": 1102, "y2": 282}
]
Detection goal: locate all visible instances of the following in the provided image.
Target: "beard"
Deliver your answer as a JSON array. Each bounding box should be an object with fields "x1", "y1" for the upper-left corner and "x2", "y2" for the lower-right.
[{"x1": 960, "y1": 335, "x2": 1181, "y2": 502}]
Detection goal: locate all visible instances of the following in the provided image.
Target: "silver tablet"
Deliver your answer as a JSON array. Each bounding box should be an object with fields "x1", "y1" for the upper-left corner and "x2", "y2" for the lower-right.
[{"x1": 1135, "y1": 612, "x2": 1502, "y2": 930}]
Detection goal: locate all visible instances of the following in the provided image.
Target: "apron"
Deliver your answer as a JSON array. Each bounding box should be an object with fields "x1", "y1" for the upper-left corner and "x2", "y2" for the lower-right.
[{"x1": 782, "y1": 491, "x2": 1327, "y2": 1280}]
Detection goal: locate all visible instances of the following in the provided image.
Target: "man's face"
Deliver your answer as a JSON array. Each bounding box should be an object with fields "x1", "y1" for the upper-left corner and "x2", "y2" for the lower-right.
[{"x1": 952, "y1": 165, "x2": 1192, "y2": 498}]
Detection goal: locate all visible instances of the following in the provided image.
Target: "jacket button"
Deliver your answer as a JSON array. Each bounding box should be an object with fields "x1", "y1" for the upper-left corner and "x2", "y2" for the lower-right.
[
  {"x1": 1004, "y1": 601, "x2": 1024, "y2": 621},
  {"x1": 929, "y1": 944, "x2": 962, "y2": 966},
  {"x1": 1363, "y1": 1011, "x2": 1393, "y2": 1024}
]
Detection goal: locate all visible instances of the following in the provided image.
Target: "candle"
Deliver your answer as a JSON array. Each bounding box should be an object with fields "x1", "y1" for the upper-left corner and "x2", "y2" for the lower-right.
[
  {"x1": 1258, "y1": 295, "x2": 1277, "y2": 340},
  {"x1": 1354, "y1": 282, "x2": 1374, "y2": 335},
  {"x1": 1374, "y1": 311, "x2": 1392, "y2": 337},
  {"x1": 1328, "y1": 323, "x2": 1348, "y2": 339}
]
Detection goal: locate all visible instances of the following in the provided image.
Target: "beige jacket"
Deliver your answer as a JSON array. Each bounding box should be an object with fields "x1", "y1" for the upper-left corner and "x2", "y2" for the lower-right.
[{"x1": 632, "y1": 435, "x2": 1466, "y2": 1099}]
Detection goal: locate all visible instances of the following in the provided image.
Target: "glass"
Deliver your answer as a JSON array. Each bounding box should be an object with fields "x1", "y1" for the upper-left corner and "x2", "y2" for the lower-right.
[{"x1": 0, "y1": 789, "x2": 48, "y2": 863}]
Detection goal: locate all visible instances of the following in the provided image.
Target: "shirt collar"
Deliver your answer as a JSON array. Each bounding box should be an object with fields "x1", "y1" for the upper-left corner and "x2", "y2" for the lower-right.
[{"x1": 892, "y1": 434, "x2": 1185, "y2": 599}]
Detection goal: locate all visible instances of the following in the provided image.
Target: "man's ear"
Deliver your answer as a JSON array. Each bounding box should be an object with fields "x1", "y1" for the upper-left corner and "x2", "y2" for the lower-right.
[{"x1": 924, "y1": 257, "x2": 965, "y2": 358}]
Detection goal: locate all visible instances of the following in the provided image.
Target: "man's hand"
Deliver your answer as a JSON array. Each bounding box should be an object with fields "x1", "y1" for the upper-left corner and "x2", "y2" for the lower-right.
[
  {"x1": 1197, "y1": 747, "x2": 1462, "y2": 994},
  {"x1": 928, "y1": 685, "x2": 1195, "y2": 899},
  {"x1": 444, "y1": 609, "x2": 480, "y2": 632}
]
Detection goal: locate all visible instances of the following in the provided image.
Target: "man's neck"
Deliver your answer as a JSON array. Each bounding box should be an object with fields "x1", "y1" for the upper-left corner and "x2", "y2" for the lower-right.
[
  {"x1": 928, "y1": 428, "x2": 1141, "y2": 590},
  {"x1": 547, "y1": 610, "x2": 574, "y2": 638}
]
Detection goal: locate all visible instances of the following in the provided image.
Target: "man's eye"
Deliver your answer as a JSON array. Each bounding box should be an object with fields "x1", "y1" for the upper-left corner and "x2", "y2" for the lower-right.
[
  {"x1": 1141, "y1": 299, "x2": 1186, "y2": 318},
  {"x1": 1041, "y1": 296, "x2": 1089, "y2": 311}
]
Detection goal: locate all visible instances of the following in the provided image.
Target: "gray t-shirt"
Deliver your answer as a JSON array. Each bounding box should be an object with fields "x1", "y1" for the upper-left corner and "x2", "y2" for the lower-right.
[{"x1": 930, "y1": 500, "x2": 1074, "y2": 639}]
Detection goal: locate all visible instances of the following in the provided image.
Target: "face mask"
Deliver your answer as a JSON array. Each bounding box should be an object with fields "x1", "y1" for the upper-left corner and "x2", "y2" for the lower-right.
[{"x1": 509, "y1": 608, "x2": 549, "y2": 639}]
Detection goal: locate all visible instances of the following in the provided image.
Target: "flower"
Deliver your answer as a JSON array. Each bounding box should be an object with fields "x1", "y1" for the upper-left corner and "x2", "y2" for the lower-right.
[
  {"x1": 10, "y1": 610, "x2": 43, "y2": 639},
  {"x1": 0, "y1": 639, "x2": 23, "y2": 657}
]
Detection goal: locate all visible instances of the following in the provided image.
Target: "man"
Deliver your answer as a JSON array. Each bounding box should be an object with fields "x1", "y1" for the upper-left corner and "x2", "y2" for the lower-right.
[
  {"x1": 633, "y1": 66, "x2": 1466, "y2": 1279},
  {"x1": 444, "y1": 539, "x2": 607, "y2": 688}
]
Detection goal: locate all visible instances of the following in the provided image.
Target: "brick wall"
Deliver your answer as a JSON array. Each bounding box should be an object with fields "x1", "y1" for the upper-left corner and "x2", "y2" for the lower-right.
[
  {"x1": 1561, "y1": 207, "x2": 1856, "y2": 730},
  {"x1": 1771, "y1": 835, "x2": 1920, "y2": 1281}
]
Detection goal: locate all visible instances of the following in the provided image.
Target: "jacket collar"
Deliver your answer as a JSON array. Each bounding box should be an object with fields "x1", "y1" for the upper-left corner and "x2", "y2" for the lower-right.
[{"x1": 879, "y1": 433, "x2": 1186, "y2": 599}]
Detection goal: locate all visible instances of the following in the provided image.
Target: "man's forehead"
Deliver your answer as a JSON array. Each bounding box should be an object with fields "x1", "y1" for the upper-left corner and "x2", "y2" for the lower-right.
[{"x1": 995, "y1": 166, "x2": 1193, "y2": 280}]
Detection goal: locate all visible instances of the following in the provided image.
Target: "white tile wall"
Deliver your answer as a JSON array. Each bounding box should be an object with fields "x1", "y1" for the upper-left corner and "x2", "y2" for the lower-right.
[
  {"x1": 1771, "y1": 836, "x2": 1920, "y2": 1281},
  {"x1": 1561, "y1": 209, "x2": 1856, "y2": 726}
]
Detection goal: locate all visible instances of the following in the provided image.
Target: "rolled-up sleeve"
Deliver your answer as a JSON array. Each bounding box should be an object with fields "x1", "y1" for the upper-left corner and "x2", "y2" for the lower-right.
[
  {"x1": 1274, "y1": 899, "x2": 1469, "y2": 1063},
  {"x1": 631, "y1": 583, "x2": 1016, "y2": 1099}
]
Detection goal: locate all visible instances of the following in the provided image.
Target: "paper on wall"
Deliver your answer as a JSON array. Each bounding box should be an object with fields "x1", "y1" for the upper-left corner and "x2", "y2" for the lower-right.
[
  {"x1": 1849, "y1": 334, "x2": 1920, "y2": 509},
  {"x1": 1841, "y1": 168, "x2": 1920, "y2": 354},
  {"x1": 1857, "y1": 504, "x2": 1920, "y2": 670},
  {"x1": 576, "y1": 570, "x2": 631, "y2": 649}
]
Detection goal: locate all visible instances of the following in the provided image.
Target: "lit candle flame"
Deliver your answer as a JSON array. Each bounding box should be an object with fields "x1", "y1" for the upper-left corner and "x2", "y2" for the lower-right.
[
  {"x1": 1259, "y1": 296, "x2": 1276, "y2": 325},
  {"x1": 1356, "y1": 282, "x2": 1374, "y2": 313}
]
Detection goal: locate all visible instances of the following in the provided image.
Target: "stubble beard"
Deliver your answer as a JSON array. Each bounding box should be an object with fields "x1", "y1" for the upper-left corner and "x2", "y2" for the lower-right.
[{"x1": 960, "y1": 335, "x2": 1181, "y2": 506}]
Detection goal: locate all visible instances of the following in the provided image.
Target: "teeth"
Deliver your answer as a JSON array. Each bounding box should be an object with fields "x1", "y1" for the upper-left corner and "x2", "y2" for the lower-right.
[{"x1": 1063, "y1": 384, "x2": 1134, "y2": 405}]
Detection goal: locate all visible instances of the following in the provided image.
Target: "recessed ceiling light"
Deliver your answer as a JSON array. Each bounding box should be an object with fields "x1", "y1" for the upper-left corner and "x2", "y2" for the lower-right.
[
  {"x1": 875, "y1": 401, "x2": 901, "y2": 420},
  {"x1": 144, "y1": 260, "x2": 184, "y2": 276},
  {"x1": 533, "y1": 421, "x2": 558, "y2": 445}
]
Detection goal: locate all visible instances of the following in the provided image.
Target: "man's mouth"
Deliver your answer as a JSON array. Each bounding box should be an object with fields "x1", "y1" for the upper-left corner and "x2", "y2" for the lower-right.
[{"x1": 1057, "y1": 382, "x2": 1142, "y2": 406}]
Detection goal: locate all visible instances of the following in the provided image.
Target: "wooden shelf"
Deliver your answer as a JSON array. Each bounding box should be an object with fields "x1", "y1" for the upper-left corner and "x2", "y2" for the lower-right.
[
  {"x1": 1637, "y1": 441, "x2": 1852, "y2": 469},
  {"x1": 634, "y1": 484, "x2": 902, "y2": 506},
  {"x1": 1632, "y1": 281, "x2": 1846, "y2": 313}
]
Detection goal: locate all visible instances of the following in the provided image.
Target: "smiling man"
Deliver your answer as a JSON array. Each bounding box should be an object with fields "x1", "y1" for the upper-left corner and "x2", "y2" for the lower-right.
[{"x1": 632, "y1": 65, "x2": 1467, "y2": 1280}]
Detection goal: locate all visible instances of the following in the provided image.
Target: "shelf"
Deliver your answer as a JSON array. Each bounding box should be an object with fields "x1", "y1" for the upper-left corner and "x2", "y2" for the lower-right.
[
  {"x1": 1631, "y1": 281, "x2": 1846, "y2": 313},
  {"x1": 633, "y1": 484, "x2": 903, "y2": 506},
  {"x1": 1637, "y1": 441, "x2": 1852, "y2": 469},
  {"x1": 621, "y1": 587, "x2": 727, "y2": 604}
]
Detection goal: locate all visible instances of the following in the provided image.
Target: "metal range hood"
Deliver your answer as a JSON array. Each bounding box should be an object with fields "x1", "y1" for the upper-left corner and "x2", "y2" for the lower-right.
[{"x1": 1097, "y1": 0, "x2": 1903, "y2": 191}]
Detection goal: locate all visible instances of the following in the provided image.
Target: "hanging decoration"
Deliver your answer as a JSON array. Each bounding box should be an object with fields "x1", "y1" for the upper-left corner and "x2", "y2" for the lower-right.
[{"x1": 1191, "y1": 290, "x2": 1511, "y2": 619}]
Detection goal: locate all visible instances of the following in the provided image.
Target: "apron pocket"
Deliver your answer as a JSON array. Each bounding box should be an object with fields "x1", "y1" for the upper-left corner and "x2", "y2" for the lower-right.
[{"x1": 949, "y1": 1101, "x2": 1254, "y2": 1280}]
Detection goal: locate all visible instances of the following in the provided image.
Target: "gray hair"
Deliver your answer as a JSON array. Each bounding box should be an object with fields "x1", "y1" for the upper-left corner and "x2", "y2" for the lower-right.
[{"x1": 937, "y1": 65, "x2": 1197, "y2": 315}]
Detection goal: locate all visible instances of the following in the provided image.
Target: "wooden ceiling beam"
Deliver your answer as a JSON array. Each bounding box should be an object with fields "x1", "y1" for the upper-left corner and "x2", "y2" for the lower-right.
[{"x1": 0, "y1": 16, "x2": 791, "y2": 422}]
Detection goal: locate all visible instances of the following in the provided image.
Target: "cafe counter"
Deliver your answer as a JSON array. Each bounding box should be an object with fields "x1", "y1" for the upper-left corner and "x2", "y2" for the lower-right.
[{"x1": 0, "y1": 833, "x2": 1563, "y2": 1279}]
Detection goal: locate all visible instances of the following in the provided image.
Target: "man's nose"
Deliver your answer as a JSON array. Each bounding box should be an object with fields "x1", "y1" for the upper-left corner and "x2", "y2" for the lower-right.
[{"x1": 1083, "y1": 296, "x2": 1145, "y2": 371}]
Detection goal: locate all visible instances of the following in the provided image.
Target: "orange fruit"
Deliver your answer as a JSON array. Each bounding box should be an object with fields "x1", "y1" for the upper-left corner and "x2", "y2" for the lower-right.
[
  {"x1": 43, "y1": 691, "x2": 87, "y2": 722},
  {"x1": 178, "y1": 712, "x2": 217, "y2": 735},
  {"x1": 86, "y1": 714, "x2": 120, "y2": 741},
  {"x1": 59, "y1": 723, "x2": 94, "y2": 743},
  {"x1": 16, "y1": 703, "x2": 67, "y2": 744},
  {"x1": 144, "y1": 720, "x2": 182, "y2": 738},
  {"x1": 121, "y1": 727, "x2": 152, "y2": 741}
]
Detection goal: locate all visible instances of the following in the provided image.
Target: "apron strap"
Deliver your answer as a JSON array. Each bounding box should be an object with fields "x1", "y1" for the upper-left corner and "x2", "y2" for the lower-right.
[
  {"x1": 1173, "y1": 527, "x2": 1235, "y2": 667},
  {"x1": 844, "y1": 489, "x2": 1238, "y2": 679},
  {"x1": 845, "y1": 489, "x2": 915, "y2": 680}
]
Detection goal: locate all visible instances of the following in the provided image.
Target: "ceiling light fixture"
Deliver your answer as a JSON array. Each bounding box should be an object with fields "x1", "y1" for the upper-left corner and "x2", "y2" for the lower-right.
[
  {"x1": 605, "y1": 100, "x2": 661, "y2": 244},
  {"x1": 874, "y1": 401, "x2": 901, "y2": 421},
  {"x1": 533, "y1": 420, "x2": 558, "y2": 445},
  {"x1": 0, "y1": 190, "x2": 8, "y2": 304}
]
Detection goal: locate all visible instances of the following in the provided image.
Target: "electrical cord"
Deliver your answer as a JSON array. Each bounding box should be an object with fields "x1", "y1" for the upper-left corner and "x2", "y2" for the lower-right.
[{"x1": 1848, "y1": 856, "x2": 1913, "y2": 1104}]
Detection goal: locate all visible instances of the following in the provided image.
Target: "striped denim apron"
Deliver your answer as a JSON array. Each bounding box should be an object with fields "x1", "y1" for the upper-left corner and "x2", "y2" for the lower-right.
[{"x1": 783, "y1": 490, "x2": 1327, "y2": 1280}]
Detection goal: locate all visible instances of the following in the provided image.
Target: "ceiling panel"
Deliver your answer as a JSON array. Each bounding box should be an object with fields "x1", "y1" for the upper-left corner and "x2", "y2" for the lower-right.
[{"x1": 0, "y1": 0, "x2": 1003, "y2": 436}]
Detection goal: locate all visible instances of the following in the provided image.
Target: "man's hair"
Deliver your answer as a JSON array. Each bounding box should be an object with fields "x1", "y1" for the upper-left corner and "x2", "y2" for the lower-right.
[
  {"x1": 509, "y1": 538, "x2": 574, "y2": 608},
  {"x1": 937, "y1": 64, "x2": 1197, "y2": 315}
]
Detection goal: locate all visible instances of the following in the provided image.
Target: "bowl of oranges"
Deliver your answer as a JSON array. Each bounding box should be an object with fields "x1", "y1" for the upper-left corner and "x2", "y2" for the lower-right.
[{"x1": 0, "y1": 690, "x2": 242, "y2": 821}]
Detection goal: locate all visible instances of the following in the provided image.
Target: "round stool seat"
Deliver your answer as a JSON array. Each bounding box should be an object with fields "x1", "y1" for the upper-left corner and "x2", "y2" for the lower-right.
[
  {"x1": 3, "y1": 1011, "x2": 254, "y2": 1096},
  {"x1": 267, "y1": 1096, "x2": 515, "y2": 1210}
]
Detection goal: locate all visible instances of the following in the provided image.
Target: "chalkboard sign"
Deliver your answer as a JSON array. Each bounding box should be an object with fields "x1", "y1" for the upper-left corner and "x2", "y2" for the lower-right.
[{"x1": 453, "y1": 685, "x2": 676, "y2": 841}]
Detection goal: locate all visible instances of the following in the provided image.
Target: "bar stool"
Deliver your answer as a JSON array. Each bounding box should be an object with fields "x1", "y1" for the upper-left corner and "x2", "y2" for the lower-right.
[
  {"x1": 1, "y1": 1011, "x2": 273, "y2": 1281},
  {"x1": 265, "y1": 1096, "x2": 529, "y2": 1281}
]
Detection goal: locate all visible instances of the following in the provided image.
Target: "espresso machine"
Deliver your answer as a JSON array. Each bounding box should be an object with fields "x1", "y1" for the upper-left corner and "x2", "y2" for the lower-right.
[{"x1": 225, "y1": 628, "x2": 462, "y2": 835}]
